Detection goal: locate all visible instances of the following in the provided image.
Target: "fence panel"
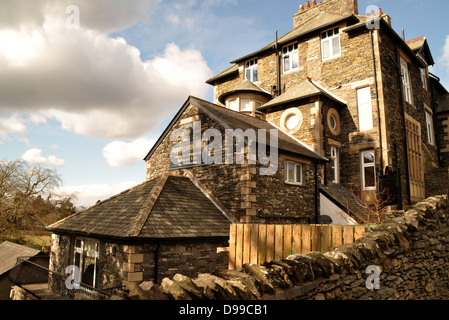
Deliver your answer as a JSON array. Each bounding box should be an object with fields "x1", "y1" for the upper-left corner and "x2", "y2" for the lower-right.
[{"x1": 228, "y1": 224, "x2": 372, "y2": 270}]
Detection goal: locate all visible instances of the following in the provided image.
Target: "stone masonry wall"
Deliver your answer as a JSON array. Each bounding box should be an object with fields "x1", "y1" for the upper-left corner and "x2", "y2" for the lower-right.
[{"x1": 135, "y1": 195, "x2": 449, "y2": 300}]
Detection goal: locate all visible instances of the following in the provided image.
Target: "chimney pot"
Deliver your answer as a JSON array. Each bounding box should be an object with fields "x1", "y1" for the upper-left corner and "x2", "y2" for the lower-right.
[
  {"x1": 378, "y1": 8, "x2": 383, "y2": 15},
  {"x1": 305, "y1": 1, "x2": 310, "y2": 9},
  {"x1": 299, "y1": 4, "x2": 304, "y2": 11},
  {"x1": 371, "y1": 10, "x2": 375, "y2": 16},
  {"x1": 312, "y1": 0, "x2": 317, "y2": 5}
]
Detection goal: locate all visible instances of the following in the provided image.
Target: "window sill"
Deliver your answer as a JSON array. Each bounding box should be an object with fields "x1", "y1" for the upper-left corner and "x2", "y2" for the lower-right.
[
  {"x1": 285, "y1": 181, "x2": 306, "y2": 187},
  {"x1": 322, "y1": 54, "x2": 341, "y2": 63},
  {"x1": 283, "y1": 68, "x2": 299, "y2": 75}
]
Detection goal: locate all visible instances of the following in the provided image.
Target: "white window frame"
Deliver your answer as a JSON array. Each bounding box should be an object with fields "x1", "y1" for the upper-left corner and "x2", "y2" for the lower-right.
[
  {"x1": 330, "y1": 146, "x2": 340, "y2": 184},
  {"x1": 282, "y1": 43, "x2": 299, "y2": 74},
  {"x1": 240, "y1": 98, "x2": 253, "y2": 112},
  {"x1": 229, "y1": 99, "x2": 239, "y2": 111},
  {"x1": 400, "y1": 57, "x2": 413, "y2": 104},
  {"x1": 425, "y1": 110, "x2": 435, "y2": 146},
  {"x1": 245, "y1": 59, "x2": 258, "y2": 83},
  {"x1": 321, "y1": 27, "x2": 341, "y2": 61},
  {"x1": 420, "y1": 68, "x2": 428, "y2": 90},
  {"x1": 284, "y1": 161, "x2": 303, "y2": 185},
  {"x1": 73, "y1": 238, "x2": 100, "y2": 289},
  {"x1": 361, "y1": 150, "x2": 376, "y2": 191},
  {"x1": 357, "y1": 87, "x2": 374, "y2": 132}
]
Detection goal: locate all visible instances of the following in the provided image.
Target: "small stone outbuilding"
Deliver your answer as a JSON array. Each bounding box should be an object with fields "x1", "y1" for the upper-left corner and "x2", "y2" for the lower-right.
[{"x1": 47, "y1": 173, "x2": 235, "y2": 291}]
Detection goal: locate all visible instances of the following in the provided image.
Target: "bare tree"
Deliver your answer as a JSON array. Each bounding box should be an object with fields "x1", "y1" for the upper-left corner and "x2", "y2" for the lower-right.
[{"x1": 0, "y1": 160, "x2": 72, "y2": 233}]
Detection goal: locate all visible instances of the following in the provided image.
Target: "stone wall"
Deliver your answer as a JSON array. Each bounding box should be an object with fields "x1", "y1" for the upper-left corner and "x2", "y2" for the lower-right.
[
  {"x1": 49, "y1": 234, "x2": 229, "y2": 292},
  {"x1": 145, "y1": 102, "x2": 321, "y2": 223},
  {"x1": 293, "y1": 0, "x2": 358, "y2": 29},
  {"x1": 134, "y1": 195, "x2": 449, "y2": 300}
]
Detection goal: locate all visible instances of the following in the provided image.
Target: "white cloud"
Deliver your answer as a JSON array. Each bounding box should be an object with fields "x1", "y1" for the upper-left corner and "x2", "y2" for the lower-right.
[
  {"x1": 21, "y1": 148, "x2": 65, "y2": 167},
  {"x1": 439, "y1": 35, "x2": 449, "y2": 71},
  {"x1": 55, "y1": 181, "x2": 138, "y2": 207},
  {"x1": 0, "y1": 115, "x2": 27, "y2": 141},
  {"x1": 102, "y1": 138, "x2": 156, "y2": 167},
  {"x1": 0, "y1": 1, "x2": 212, "y2": 140}
]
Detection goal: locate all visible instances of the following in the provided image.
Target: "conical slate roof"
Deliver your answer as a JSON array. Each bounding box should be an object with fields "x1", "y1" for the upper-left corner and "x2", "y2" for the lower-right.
[
  {"x1": 218, "y1": 79, "x2": 272, "y2": 104},
  {"x1": 47, "y1": 174, "x2": 233, "y2": 240}
]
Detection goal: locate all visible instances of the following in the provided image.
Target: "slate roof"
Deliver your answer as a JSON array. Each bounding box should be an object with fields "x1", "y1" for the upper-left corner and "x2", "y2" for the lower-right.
[
  {"x1": 218, "y1": 79, "x2": 272, "y2": 104},
  {"x1": 207, "y1": 12, "x2": 357, "y2": 84},
  {"x1": 143, "y1": 96, "x2": 327, "y2": 162},
  {"x1": 406, "y1": 36, "x2": 435, "y2": 66},
  {"x1": 47, "y1": 175, "x2": 233, "y2": 240},
  {"x1": 0, "y1": 241, "x2": 41, "y2": 276},
  {"x1": 259, "y1": 78, "x2": 346, "y2": 110},
  {"x1": 231, "y1": 12, "x2": 356, "y2": 64}
]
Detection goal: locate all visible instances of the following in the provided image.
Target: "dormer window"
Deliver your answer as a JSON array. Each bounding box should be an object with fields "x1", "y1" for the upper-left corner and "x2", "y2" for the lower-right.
[
  {"x1": 245, "y1": 59, "x2": 258, "y2": 83},
  {"x1": 321, "y1": 27, "x2": 341, "y2": 61},
  {"x1": 283, "y1": 43, "x2": 299, "y2": 73}
]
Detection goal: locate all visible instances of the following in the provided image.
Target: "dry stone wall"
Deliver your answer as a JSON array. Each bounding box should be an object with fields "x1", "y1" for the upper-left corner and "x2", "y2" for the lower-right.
[{"x1": 125, "y1": 195, "x2": 449, "y2": 300}]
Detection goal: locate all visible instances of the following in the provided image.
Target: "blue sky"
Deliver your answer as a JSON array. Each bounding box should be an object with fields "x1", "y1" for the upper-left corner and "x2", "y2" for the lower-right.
[{"x1": 1, "y1": 0, "x2": 448, "y2": 206}]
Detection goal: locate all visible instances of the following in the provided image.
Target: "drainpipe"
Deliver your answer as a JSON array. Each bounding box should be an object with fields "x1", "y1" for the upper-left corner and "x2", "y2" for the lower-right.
[
  {"x1": 370, "y1": 29, "x2": 384, "y2": 176},
  {"x1": 275, "y1": 31, "x2": 282, "y2": 97}
]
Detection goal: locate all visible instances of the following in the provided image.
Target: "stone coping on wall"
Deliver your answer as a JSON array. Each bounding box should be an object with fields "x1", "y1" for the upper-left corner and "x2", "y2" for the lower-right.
[{"x1": 111, "y1": 195, "x2": 449, "y2": 300}]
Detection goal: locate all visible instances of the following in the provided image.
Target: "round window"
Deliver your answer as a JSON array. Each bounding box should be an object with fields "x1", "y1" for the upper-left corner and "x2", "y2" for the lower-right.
[
  {"x1": 329, "y1": 114, "x2": 337, "y2": 130},
  {"x1": 285, "y1": 114, "x2": 300, "y2": 130},
  {"x1": 327, "y1": 108, "x2": 341, "y2": 135},
  {"x1": 280, "y1": 108, "x2": 303, "y2": 133}
]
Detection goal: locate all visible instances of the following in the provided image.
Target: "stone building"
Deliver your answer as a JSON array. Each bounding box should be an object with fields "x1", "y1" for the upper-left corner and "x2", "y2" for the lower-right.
[
  {"x1": 47, "y1": 174, "x2": 234, "y2": 289},
  {"x1": 45, "y1": 0, "x2": 449, "y2": 294},
  {"x1": 206, "y1": 0, "x2": 449, "y2": 218}
]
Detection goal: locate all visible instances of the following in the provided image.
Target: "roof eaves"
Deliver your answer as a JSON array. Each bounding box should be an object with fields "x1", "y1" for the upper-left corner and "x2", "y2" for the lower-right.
[{"x1": 206, "y1": 64, "x2": 239, "y2": 85}]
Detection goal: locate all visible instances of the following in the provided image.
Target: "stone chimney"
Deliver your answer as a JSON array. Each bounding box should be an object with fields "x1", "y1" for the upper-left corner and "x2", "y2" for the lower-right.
[{"x1": 293, "y1": 0, "x2": 359, "y2": 28}]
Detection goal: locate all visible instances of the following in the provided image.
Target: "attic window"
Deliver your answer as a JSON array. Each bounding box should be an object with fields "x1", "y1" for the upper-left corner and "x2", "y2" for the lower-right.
[
  {"x1": 321, "y1": 27, "x2": 341, "y2": 61},
  {"x1": 245, "y1": 59, "x2": 258, "y2": 83}
]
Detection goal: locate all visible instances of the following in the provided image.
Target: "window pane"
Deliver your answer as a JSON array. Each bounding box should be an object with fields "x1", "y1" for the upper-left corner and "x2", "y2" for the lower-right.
[
  {"x1": 363, "y1": 151, "x2": 375, "y2": 164},
  {"x1": 285, "y1": 114, "x2": 299, "y2": 130},
  {"x1": 246, "y1": 68, "x2": 251, "y2": 81},
  {"x1": 332, "y1": 37, "x2": 340, "y2": 56},
  {"x1": 253, "y1": 67, "x2": 258, "y2": 82},
  {"x1": 330, "y1": 115, "x2": 336, "y2": 130},
  {"x1": 296, "y1": 165, "x2": 302, "y2": 184},
  {"x1": 357, "y1": 87, "x2": 373, "y2": 131},
  {"x1": 284, "y1": 55, "x2": 290, "y2": 72},
  {"x1": 287, "y1": 163, "x2": 295, "y2": 183},
  {"x1": 322, "y1": 39, "x2": 330, "y2": 60},
  {"x1": 364, "y1": 167, "x2": 376, "y2": 188},
  {"x1": 292, "y1": 51, "x2": 299, "y2": 69},
  {"x1": 241, "y1": 99, "x2": 253, "y2": 112},
  {"x1": 229, "y1": 100, "x2": 238, "y2": 111}
]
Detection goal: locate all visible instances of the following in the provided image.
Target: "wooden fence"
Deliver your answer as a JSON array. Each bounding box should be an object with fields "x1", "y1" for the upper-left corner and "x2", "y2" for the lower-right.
[{"x1": 228, "y1": 224, "x2": 373, "y2": 270}]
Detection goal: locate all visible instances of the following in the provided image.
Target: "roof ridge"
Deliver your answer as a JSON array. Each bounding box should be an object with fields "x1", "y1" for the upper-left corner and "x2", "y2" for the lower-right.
[
  {"x1": 127, "y1": 172, "x2": 171, "y2": 237},
  {"x1": 182, "y1": 170, "x2": 238, "y2": 224}
]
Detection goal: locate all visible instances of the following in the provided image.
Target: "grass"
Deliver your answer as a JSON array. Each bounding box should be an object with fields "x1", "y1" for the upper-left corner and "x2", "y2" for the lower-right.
[{"x1": 0, "y1": 231, "x2": 52, "y2": 252}]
